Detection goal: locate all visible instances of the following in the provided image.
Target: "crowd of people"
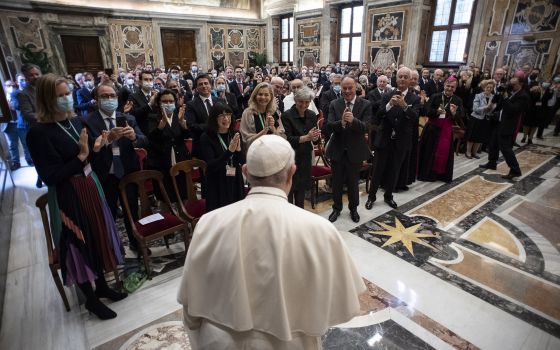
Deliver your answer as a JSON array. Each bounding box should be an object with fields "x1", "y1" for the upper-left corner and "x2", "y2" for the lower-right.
[{"x1": 2, "y1": 59, "x2": 560, "y2": 321}]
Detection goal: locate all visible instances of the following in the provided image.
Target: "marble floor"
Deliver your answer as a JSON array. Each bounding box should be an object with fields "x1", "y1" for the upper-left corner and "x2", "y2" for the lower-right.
[{"x1": 1, "y1": 131, "x2": 559, "y2": 350}]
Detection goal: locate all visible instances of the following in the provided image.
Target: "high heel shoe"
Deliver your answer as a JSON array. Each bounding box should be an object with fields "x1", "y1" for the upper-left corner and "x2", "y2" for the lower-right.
[
  {"x1": 85, "y1": 299, "x2": 117, "y2": 320},
  {"x1": 95, "y1": 287, "x2": 128, "y2": 302}
]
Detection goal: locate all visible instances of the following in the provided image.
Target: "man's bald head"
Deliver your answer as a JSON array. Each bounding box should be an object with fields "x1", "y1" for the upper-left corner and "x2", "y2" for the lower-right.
[
  {"x1": 290, "y1": 79, "x2": 303, "y2": 93},
  {"x1": 271, "y1": 76, "x2": 284, "y2": 94},
  {"x1": 396, "y1": 67, "x2": 411, "y2": 91}
]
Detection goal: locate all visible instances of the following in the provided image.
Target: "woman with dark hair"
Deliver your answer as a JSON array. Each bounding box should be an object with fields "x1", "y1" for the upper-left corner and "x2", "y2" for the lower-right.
[
  {"x1": 199, "y1": 103, "x2": 245, "y2": 212},
  {"x1": 147, "y1": 88, "x2": 190, "y2": 202},
  {"x1": 26, "y1": 74, "x2": 126, "y2": 320}
]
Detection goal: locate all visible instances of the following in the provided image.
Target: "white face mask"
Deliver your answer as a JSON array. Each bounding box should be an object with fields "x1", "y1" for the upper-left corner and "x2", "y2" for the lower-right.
[{"x1": 126, "y1": 78, "x2": 135, "y2": 85}]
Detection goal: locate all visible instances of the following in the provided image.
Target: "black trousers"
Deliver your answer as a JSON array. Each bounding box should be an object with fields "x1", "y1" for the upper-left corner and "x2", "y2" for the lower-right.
[
  {"x1": 331, "y1": 155, "x2": 361, "y2": 211},
  {"x1": 102, "y1": 174, "x2": 139, "y2": 249},
  {"x1": 369, "y1": 141, "x2": 407, "y2": 200},
  {"x1": 288, "y1": 189, "x2": 305, "y2": 208},
  {"x1": 487, "y1": 122, "x2": 500, "y2": 165},
  {"x1": 498, "y1": 134, "x2": 521, "y2": 173}
]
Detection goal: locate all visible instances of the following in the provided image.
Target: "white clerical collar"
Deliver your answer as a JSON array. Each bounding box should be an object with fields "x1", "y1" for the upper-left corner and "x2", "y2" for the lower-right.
[{"x1": 247, "y1": 186, "x2": 288, "y2": 200}]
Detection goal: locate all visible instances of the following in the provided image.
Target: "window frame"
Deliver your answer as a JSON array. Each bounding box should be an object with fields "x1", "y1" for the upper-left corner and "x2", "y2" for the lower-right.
[
  {"x1": 279, "y1": 14, "x2": 294, "y2": 65},
  {"x1": 337, "y1": 2, "x2": 363, "y2": 65},
  {"x1": 425, "y1": 0, "x2": 477, "y2": 67}
]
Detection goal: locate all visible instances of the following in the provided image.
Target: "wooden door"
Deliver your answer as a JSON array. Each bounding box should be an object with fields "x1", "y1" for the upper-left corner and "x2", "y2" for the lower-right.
[
  {"x1": 161, "y1": 29, "x2": 196, "y2": 71},
  {"x1": 60, "y1": 35, "x2": 104, "y2": 75}
]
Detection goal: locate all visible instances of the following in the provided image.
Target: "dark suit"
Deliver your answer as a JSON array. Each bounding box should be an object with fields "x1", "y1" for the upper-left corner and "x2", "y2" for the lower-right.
[
  {"x1": 118, "y1": 85, "x2": 137, "y2": 112},
  {"x1": 81, "y1": 110, "x2": 148, "y2": 249},
  {"x1": 488, "y1": 89, "x2": 530, "y2": 174},
  {"x1": 367, "y1": 88, "x2": 390, "y2": 116},
  {"x1": 186, "y1": 95, "x2": 225, "y2": 158},
  {"x1": 419, "y1": 78, "x2": 430, "y2": 92},
  {"x1": 319, "y1": 88, "x2": 341, "y2": 123},
  {"x1": 229, "y1": 80, "x2": 249, "y2": 110},
  {"x1": 370, "y1": 90, "x2": 420, "y2": 200},
  {"x1": 147, "y1": 111, "x2": 191, "y2": 201},
  {"x1": 129, "y1": 90, "x2": 153, "y2": 136},
  {"x1": 425, "y1": 79, "x2": 443, "y2": 97},
  {"x1": 214, "y1": 91, "x2": 240, "y2": 118},
  {"x1": 325, "y1": 96, "x2": 372, "y2": 211},
  {"x1": 76, "y1": 87, "x2": 95, "y2": 117}
]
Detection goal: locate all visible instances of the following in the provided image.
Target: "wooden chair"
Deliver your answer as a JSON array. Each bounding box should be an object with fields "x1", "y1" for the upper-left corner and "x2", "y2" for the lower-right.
[
  {"x1": 119, "y1": 170, "x2": 189, "y2": 278},
  {"x1": 311, "y1": 140, "x2": 332, "y2": 209},
  {"x1": 234, "y1": 119, "x2": 241, "y2": 131},
  {"x1": 170, "y1": 159, "x2": 207, "y2": 232},
  {"x1": 35, "y1": 194, "x2": 71, "y2": 312},
  {"x1": 134, "y1": 148, "x2": 154, "y2": 194},
  {"x1": 183, "y1": 139, "x2": 202, "y2": 182}
]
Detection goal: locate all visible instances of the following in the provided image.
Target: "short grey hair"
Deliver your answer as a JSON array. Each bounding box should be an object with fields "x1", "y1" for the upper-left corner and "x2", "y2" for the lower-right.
[
  {"x1": 294, "y1": 86, "x2": 315, "y2": 101},
  {"x1": 246, "y1": 151, "x2": 295, "y2": 187},
  {"x1": 332, "y1": 73, "x2": 343, "y2": 82}
]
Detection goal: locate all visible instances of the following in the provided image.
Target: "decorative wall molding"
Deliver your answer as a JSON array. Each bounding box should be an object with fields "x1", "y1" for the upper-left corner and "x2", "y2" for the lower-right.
[{"x1": 488, "y1": 0, "x2": 510, "y2": 36}]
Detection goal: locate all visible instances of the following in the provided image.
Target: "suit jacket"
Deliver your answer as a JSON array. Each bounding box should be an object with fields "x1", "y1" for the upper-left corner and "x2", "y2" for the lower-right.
[
  {"x1": 129, "y1": 90, "x2": 153, "y2": 135},
  {"x1": 367, "y1": 88, "x2": 391, "y2": 116},
  {"x1": 81, "y1": 110, "x2": 148, "y2": 181},
  {"x1": 319, "y1": 88, "x2": 340, "y2": 122},
  {"x1": 213, "y1": 91, "x2": 240, "y2": 118},
  {"x1": 418, "y1": 78, "x2": 430, "y2": 92},
  {"x1": 374, "y1": 90, "x2": 420, "y2": 151},
  {"x1": 228, "y1": 80, "x2": 249, "y2": 110},
  {"x1": 425, "y1": 79, "x2": 443, "y2": 97},
  {"x1": 76, "y1": 87, "x2": 95, "y2": 117},
  {"x1": 15, "y1": 85, "x2": 37, "y2": 127},
  {"x1": 186, "y1": 95, "x2": 225, "y2": 157},
  {"x1": 499, "y1": 90, "x2": 530, "y2": 135},
  {"x1": 118, "y1": 85, "x2": 137, "y2": 112},
  {"x1": 325, "y1": 97, "x2": 371, "y2": 163},
  {"x1": 147, "y1": 111, "x2": 191, "y2": 170}
]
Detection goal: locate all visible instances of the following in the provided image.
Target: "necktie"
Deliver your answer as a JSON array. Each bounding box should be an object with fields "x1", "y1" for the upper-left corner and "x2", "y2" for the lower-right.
[
  {"x1": 107, "y1": 118, "x2": 125, "y2": 178},
  {"x1": 346, "y1": 101, "x2": 352, "y2": 111},
  {"x1": 205, "y1": 98, "x2": 213, "y2": 116},
  {"x1": 238, "y1": 81, "x2": 243, "y2": 94}
]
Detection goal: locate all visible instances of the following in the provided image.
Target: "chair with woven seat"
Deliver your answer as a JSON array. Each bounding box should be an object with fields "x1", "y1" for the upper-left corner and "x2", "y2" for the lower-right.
[
  {"x1": 35, "y1": 193, "x2": 71, "y2": 312},
  {"x1": 170, "y1": 159, "x2": 207, "y2": 232},
  {"x1": 119, "y1": 170, "x2": 189, "y2": 278}
]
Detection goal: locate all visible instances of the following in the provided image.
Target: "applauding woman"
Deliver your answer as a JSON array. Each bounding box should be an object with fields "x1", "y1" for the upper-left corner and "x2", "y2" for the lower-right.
[
  {"x1": 147, "y1": 89, "x2": 190, "y2": 202},
  {"x1": 240, "y1": 82, "x2": 285, "y2": 148},
  {"x1": 26, "y1": 74, "x2": 126, "y2": 320},
  {"x1": 199, "y1": 103, "x2": 245, "y2": 212},
  {"x1": 281, "y1": 87, "x2": 321, "y2": 208}
]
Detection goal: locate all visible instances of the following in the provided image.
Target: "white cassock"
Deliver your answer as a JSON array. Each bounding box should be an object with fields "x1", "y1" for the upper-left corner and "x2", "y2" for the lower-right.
[
  {"x1": 283, "y1": 92, "x2": 319, "y2": 114},
  {"x1": 178, "y1": 186, "x2": 366, "y2": 350}
]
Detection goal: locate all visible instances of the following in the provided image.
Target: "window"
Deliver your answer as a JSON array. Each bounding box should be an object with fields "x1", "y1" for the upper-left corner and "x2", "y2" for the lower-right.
[
  {"x1": 338, "y1": 3, "x2": 363, "y2": 64},
  {"x1": 427, "y1": 0, "x2": 476, "y2": 65},
  {"x1": 280, "y1": 15, "x2": 294, "y2": 64}
]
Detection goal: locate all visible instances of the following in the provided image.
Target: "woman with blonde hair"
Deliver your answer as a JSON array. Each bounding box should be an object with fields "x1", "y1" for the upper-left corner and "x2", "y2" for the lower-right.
[
  {"x1": 26, "y1": 74, "x2": 127, "y2": 320},
  {"x1": 467, "y1": 79, "x2": 496, "y2": 158},
  {"x1": 240, "y1": 82, "x2": 285, "y2": 147}
]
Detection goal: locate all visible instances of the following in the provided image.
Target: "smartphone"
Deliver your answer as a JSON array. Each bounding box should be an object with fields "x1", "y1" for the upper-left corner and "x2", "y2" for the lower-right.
[{"x1": 116, "y1": 116, "x2": 127, "y2": 127}]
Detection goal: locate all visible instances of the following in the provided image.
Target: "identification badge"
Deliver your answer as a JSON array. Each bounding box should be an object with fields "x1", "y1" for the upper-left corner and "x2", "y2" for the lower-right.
[
  {"x1": 83, "y1": 163, "x2": 92, "y2": 177},
  {"x1": 439, "y1": 113, "x2": 446, "y2": 119},
  {"x1": 112, "y1": 147, "x2": 121, "y2": 156},
  {"x1": 226, "y1": 165, "x2": 236, "y2": 177}
]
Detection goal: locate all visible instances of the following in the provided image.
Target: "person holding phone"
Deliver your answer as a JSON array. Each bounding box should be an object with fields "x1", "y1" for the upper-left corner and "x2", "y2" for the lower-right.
[
  {"x1": 81, "y1": 82, "x2": 148, "y2": 254},
  {"x1": 199, "y1": 103, "x2": 245, "y2": 212},
  {"x1": 281, "y1": 87, "x2": 321, "y2": 208},
  {"x1": 147, "y1": 89, "x2": 190, "y2": 202}
]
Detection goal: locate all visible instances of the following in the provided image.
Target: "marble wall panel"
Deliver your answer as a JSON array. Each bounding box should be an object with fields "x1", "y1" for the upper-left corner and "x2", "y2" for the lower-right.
[
  {"x1": 481, "y1": 41, "x2": 501, "y2": 74},
  {"x1": 371, "y1": 11, "x2": 404, "y2": 42},
  {"x1": 510, "y1": 0, "x2": 560, "y2": 34},
  {"x1": 108, "y1": 19, "x2": 157, "y2": 70},
  {"x1": 208, "y1": 24, "x2": 264, "y2": 68},
  {"x1": 296, "y1": 19, "x2": 320, "y2": 47},
  {"x1": 489, "y1": 0, "x2": 511, "y2": 36},
  {"x1": 298, "y1": 48, "x2": 320, "y2": 68},
  {"x1": 366, "y1": 4, "x2": 411, "y2": 68},
  {"x1": 329, "y1": 7, "x2": 339, "y2": 64},
  {"x1": 503, "y1": 39, "x2": 553, "y2": 72}
]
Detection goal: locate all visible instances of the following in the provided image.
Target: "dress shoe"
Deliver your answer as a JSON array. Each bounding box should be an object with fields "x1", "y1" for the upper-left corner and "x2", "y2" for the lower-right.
[
  {"x1": 95, "y1": 287, "x2": 128, "y2": 302},
  {"x1": 350, "y1": 210, "x2": 360, "y2": 223},
  {"x1": 384, "y1": 198, "x2": 398, "y2": 209},
  {"x1": 520, "y1": 136, "x2": 527, "y2": 143},
  {"x1": 85, "y1": 299, "x2": 117, "y2": 320},
  {"x1": 10, "y1": 163, "x2": 20, "y2": 171},
  {"x1": 527, "y1": 139, "x2": 533, "y2": 145},
  {"x1": 536, "y1": 136, "x2": 544, "y2": 140},
  {"x1": 514, "y1": 142, "x2": 521, "y2": 147},
  {"x1": 365, "y1": 195, "x2": 376, "y2": 210},
  {"x1": 36, "y1": 178, "x2": 43, "y2": 188},
  {"x1": 328, "y1": 210, "x2": 341, "y2": 222},
  {"x1": 502, "y1": 171, "x2": 521, "y2": 180},
  {"x1": 398, "y1": 185, "x2": 409, "y2": 192},
  {"x1": 472, "y1": 154, "x2": 480, "y2": 159},
  {"x1": 479, "y1": 163, "x2": 497, "y2": 170}
]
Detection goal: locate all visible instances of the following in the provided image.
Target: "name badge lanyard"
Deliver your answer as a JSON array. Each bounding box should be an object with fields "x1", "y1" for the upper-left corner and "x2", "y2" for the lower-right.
[
  {"x1": 257, "y1": 113, "x2": 266, "y2": 130},
  {"x1": 218, "y1": 133, "x2": 234, "y2": 166}
]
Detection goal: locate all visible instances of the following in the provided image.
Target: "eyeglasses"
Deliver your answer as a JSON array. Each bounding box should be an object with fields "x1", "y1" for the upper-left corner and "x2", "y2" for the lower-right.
[{"x1": 218, "y1": 113, "x2": 232, "y2": 119}]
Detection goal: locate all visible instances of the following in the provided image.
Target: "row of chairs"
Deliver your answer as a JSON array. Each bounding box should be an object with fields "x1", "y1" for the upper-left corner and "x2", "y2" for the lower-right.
[{"x1": 35, "y1": 158, "x2": 208, "y2": 311}]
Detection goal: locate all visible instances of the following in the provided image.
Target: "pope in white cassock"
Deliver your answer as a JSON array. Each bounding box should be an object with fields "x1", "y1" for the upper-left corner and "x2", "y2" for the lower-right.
[{"x1": 178, "y1": 134, "x2": 366, "y2": 349}]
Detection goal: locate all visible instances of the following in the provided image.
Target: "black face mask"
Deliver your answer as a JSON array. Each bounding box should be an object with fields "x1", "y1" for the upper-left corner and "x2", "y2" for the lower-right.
[
  {"x1": 154, "y1": 83, "x2": 163, "y2": 91},
  {"x1": 530, "y1": 74, "x2": 538, "y2": 79}
]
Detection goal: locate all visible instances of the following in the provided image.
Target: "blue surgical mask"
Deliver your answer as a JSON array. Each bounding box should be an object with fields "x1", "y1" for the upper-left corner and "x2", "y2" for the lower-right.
[
  {"x1": 171, "y1": 73, "x2": 179, "y2": 80},
  {"x1": 85, "y1": 81, "x2": 94, "y2": 89},
  {"x1": 100, "y1": 98, "x2": 118, "y2": 113},
  {"x1": 162, "y1": 103, "x2": 176, "y2": 114},
  {"x1": 154, "y1": 83, "x2": 163, "y2": 91},
  {"x1": 191, "y1": 66, "x2": 198, "y2": 73},
  {"x1": 57, "y1": 95, "x2": 74, "y2": 112},
  {"x1": 68, "y1": 83, "x2": 74, "y2": 91},
  {"x1": 216, "y1": 84, "x2": 226, "y2": 92},
  {"x1": 333, "y1": 85, "x2": 342, "y2": 94}
]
